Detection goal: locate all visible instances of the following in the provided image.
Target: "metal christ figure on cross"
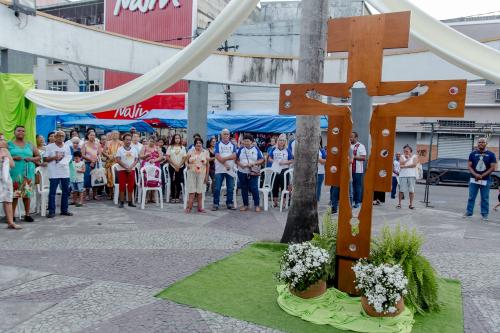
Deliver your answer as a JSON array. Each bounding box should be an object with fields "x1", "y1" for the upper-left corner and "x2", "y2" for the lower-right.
[{"x1": 279, "y1": 11, "x2": 467, "y2": 294}]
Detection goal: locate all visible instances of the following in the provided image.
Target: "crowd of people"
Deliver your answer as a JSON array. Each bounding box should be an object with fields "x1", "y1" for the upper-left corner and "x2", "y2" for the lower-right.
[{"x1": 0, "y1": 125, "x2": 498, "y2": 230}]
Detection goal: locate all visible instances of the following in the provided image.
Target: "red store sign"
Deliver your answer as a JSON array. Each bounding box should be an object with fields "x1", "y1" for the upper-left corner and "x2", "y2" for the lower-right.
[
  {"x1": 100, "y1": 0, "x2": 193, "y2": 120},
  {"x1": 94, "y1": 94, "x2": 186, "y2": 120}
]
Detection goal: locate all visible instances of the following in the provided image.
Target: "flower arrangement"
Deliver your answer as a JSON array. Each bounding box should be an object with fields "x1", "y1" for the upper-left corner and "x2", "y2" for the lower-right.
[
  {"x1": 353, "y1": 260, "x2": 408, "y2": 315},
  {"x1": 277, "y1": 242, "x2": 330, "y2": 292}
]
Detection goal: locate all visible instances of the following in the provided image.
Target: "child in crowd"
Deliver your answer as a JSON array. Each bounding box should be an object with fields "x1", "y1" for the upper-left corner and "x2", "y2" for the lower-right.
[{"x1": 71, "y1": 151, "x2": 86, "y2": 207}]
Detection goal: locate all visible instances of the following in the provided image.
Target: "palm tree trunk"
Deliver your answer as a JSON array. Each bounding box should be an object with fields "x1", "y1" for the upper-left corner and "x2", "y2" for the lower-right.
[{"x1": 281, "y1": 0, "x2": 328, "y2": 243}]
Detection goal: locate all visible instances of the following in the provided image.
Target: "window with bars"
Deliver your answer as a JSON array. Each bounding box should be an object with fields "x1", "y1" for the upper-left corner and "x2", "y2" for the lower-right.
[
  {"x1": 438, "y1": 120, "x2": 475, "y2": 128},
  {"x1": 78, "y1": 80, "x2": 100, "y2": 92},
  {"x1": 47, "y1": 80, "x2": 68, "y2": 91}
]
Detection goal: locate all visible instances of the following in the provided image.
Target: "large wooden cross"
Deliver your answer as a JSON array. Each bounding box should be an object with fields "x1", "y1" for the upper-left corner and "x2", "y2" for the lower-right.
[{"x1": 279, "y1": 12, "x2": 466, "y2": 294}]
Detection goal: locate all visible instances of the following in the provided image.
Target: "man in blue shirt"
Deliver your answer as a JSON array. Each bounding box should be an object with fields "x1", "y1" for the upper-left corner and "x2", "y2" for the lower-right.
[{"x1": 464, "y1": 137, "x2": 497, "y2": 221}]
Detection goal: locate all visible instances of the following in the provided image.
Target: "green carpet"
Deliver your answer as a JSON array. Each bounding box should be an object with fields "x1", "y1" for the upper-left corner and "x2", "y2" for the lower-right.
[{"x1": 157, "y1": 243, "x2": 463, "y2": 333}]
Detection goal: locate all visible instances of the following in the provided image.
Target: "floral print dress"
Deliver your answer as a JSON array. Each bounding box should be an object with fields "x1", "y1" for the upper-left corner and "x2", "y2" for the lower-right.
[{"x1": 8, "y1": 141, "x2": 35, "y2": 198}]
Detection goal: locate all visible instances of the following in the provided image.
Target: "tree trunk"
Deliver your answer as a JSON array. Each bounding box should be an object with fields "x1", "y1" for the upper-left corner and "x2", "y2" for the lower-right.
[{"x1": 281, "y1": 0, "x2": 328, "y2": 243}]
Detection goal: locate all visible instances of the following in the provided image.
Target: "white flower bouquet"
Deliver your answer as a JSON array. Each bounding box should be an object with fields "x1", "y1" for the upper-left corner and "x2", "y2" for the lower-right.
[
  {"x1": 278, "y1": 242, "x2": 330, "y2": 292},
  {"x1": 353, "y1": 260, "x2": 408, "y2": 316}
]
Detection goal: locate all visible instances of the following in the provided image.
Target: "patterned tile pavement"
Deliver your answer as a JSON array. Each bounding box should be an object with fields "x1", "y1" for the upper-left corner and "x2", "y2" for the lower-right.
[{"x1": 0, "y1": 184, "x2": 498, "y2": 333}]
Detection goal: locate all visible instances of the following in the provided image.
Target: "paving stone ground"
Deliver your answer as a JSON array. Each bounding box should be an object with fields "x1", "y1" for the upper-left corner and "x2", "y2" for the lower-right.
[{"x1": 0, "y1": 184, "x2": 499, "y2": 333}]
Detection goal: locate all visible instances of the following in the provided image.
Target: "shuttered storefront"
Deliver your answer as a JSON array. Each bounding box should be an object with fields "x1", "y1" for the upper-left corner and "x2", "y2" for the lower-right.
[{"x1": 437, "y1": 134, "x2": 474, "y2": 158}]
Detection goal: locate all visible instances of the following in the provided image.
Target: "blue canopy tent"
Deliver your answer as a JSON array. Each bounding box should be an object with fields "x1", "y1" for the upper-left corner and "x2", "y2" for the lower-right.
[
  {"x1": 36, "y1": 107, "x2": 95, "y2": 140},
  {"x1": 61, "y1": 118, "x2": 154, "y2": 133},
  {"x1": 139, "y1": 109, "x2": 328, "y2": 136}
]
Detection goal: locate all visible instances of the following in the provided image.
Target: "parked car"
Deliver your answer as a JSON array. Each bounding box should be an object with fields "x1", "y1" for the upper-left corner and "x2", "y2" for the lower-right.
[{"x1": 421, "y1": 158, "x2": 500, "y2": 188}]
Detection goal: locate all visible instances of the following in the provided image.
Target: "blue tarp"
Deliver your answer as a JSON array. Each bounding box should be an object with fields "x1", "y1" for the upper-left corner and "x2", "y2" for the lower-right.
[
  {"x1": 62, "y1": 118, "x2": 154, "y2": 133},
  {"x1": 36, "y1": 107, "x2": 95, "y2": 140},
  {"x1": 36, "y1": 107, "x2": 154, "y2": 137},
  {"x1": 140, "y1": 109, "x2": 329, "y2": 136}
]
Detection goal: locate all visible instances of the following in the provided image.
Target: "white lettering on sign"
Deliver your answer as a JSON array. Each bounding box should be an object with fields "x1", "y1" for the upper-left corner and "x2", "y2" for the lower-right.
[
  {"x1": 114, "y1": 104, "x2": 148, "y2": 119},
  {"x1": 114, "y1": 0, "x2": 180, "y2": 16}
]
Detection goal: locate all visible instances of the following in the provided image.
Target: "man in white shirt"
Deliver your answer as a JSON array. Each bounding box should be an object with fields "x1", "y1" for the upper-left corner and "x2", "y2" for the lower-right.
[
  {"x1": 212, "y1": 129, "x2": 237, "y2": 211},
  {"x1": 116, "y1": 133, "x2": 139, "y2": 208},
  {"x1": 350, "y1": 132, "x2": 366, "y2": 208},
  {"x1": 44, "y1": 130, "x2": 73, "y2": 218}
]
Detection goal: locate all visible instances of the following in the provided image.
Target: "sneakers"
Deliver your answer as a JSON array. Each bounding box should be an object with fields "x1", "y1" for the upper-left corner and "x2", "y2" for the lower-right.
[
  {"x1": 47, "y1": 213, "x2": 55, "y2": 218},
  {"x1": 61, "y1": 212, "x2": 73, "y2": 216},
  {"x1": 227, "y1": 205, "x2": 237, "y2": 210},
  {"x1": 462, "y1": 213, "x2": 472, "y2": 218},
  {"x1": 24, "y1": 215, "x2": 34, "y2": 222},
  {"x1": 211, "y1": 206, "x2": 219, "y2": 211},
  {"x1": 482, "y1": 216, "x2": 489, "y2": 222}
]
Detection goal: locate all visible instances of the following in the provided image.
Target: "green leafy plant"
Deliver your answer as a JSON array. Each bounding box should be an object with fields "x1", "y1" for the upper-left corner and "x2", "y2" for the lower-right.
[
  {"x1": 311, "y1": 208, "x2": 337, "y2": 280},
  {"x1": 370, "y1": 225, "x2": 440, "y2": 314}
]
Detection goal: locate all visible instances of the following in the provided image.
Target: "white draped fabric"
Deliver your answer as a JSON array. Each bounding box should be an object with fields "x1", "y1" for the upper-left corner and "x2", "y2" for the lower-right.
[
  {"x1": 25, "y1": 0, "x2": 500, "y2": 114},
  {"x1": 368, "y1": 0, "x2": 500, "y2": 84},
  {"x1": 25, "y1": 0, "x2": 260, "y2": 114}
]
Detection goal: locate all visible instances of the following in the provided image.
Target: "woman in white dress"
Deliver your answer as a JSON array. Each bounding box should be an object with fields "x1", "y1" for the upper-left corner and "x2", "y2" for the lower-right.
[{"x1": 0, "y1": 133, "x2": 21, "y2": 229}]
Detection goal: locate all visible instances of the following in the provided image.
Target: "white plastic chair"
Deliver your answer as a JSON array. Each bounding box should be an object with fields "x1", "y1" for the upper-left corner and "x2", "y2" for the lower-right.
[
  {"x1": 182, "y1": 168, "x2": 206, "y2": 210},
  {"x1": 139, "y1": 165, "x2": 163, "y2": 210},
  {"x1": 162, "y1": 163, "x2": 171, "y2": 203},
  {"x1": 113, "y1": 163, "x2": 136, "y2": 204},
  {"x1": 112, "y1": 163, "x2": 120, "y2": 205},
  {"x1": 35, "y1": 166, "x2": 49, "y2": 217},
  {"x1": 258, "y1": 168, "x2": 276, "y2": 211},
  {"x1": 280, "y1": 168, "x2": 294, "y2": 212},
  {"x1": 220, "y1": 173, "x2": 238, "y2": 209}
]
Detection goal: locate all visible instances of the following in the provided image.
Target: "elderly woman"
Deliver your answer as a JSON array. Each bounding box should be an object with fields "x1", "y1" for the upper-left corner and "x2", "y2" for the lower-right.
[
  {"x1": 81, "y1": 130, "x2": 102, "y2": 201},
  {"x1": 1, "y1": 133, "x2": 22, "y2": 229},
  {"x1": 35, "y1": 134, "x2": 48, "y2": 167},
  {"x1": 397, "y1": 145, "x2": 418, "y2": 209},
  {"x1": 8, "y1": 126, "x2": 40, "y2": 222},
  {"x1": 268, "y1": 134, "x2": 294, "y2": 208},
  {"x1": 103, "y1": 130, "x2": 122, "y2": 199},
  {"x1": 185, "y1": 138, "x2": 209, "y2": 213}
]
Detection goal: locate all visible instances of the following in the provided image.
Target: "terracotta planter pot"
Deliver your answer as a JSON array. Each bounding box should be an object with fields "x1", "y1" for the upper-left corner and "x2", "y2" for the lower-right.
[
  {"x1": 361, "y1": 296, "x2": 405, "y2": 317},
  {"x1": 290, "y1": 280, "x2": 327, "y2": 299}
]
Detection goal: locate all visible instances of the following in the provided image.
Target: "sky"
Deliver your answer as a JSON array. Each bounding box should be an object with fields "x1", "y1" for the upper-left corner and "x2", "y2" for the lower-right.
[{"x1": 261, "y1": 0, "x2": 500, "y2": 20}]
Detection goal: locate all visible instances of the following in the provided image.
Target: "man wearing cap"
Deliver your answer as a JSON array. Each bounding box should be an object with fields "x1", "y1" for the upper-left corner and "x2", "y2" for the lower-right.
[{"x1": 44, "y1": 130, "x2": 73, "y2": 218}]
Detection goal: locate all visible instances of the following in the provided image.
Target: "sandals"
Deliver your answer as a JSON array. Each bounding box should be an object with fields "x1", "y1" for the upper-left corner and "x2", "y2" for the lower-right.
[
  {"x1": 409, "y1": 205, "x2": 415, "y2": 210},
  {"x1": 396, "y1": 204, "x2": 401, "y2": 209},
  {"x1": 239, "y1": 206, "x2": 249, "y2": 212},
  {"x1": 197, "y1": 208, "x2": 206, "y2": 213},
  {"x1": 7, "y1": 223, "x2": 22, "y2": 230}
]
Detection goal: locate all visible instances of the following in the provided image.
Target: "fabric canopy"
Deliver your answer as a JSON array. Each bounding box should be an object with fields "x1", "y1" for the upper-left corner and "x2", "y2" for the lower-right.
[
  {"x1": 24, "y1": 0, "x2": 260, "y2": 113},
  {"x1": 139, "y1": 109, "x2": 328, "y2": 135},
  {"x1": 61, "y1": 119, "x2": 154, "y2": 133},
  {"x1": 35, "y1": 107, "x2": 95, "y2": 139},
  {"x1": 0, "y1": 74, "x2": 36, "y2": 143},
  {"x1": 368, "y1": 0, "x2": 500, "y2": 84}
]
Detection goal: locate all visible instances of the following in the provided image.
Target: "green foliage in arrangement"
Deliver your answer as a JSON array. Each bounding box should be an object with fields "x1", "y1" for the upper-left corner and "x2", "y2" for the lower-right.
[
  {"x1": 370, "y1": 225, "x2": 440, "y2": 314},
  {"x1": 311, "y1": 208, "x2": 338, "y2": 280}
]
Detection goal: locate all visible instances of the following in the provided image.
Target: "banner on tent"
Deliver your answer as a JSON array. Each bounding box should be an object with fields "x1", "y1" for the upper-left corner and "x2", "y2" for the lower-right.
[{"x1": 94, "y1": 94, "x2": 186, "y2": 120}]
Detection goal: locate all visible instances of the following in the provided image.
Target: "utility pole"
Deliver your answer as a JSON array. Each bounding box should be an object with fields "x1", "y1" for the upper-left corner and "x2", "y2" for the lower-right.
[{"x1": 281, "y1": 0, "x2": 328, "y2": 243}]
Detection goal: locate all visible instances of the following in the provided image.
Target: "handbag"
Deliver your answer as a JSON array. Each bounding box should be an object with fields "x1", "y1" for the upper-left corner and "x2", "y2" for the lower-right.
[{"x1": 91, "y1": 158, "x2": 107, "y2": 187}]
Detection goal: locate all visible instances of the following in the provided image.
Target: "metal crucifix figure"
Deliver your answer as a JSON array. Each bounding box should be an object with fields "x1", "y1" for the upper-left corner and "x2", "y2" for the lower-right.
[{"x1": 279, "y1": 11, "x2": 466, "y2": 294}]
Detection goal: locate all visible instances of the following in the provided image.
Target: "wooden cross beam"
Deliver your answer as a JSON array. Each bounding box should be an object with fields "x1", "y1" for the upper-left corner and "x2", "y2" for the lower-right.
[{"x1": 279, "y1": 11, "x2": 466, "y2": 294}]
